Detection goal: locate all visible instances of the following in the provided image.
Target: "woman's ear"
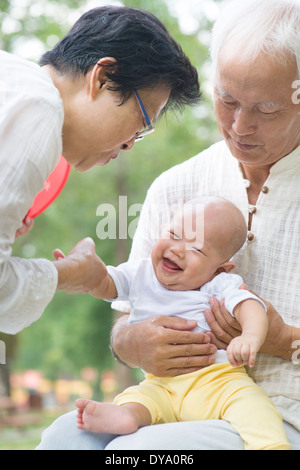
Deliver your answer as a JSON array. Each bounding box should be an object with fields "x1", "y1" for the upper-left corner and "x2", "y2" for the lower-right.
[{"x1": 89, "y1": 57, "x2": 118, "y2": 99}]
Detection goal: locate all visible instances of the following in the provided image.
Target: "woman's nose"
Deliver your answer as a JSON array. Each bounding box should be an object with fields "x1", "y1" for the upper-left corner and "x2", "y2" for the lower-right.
[{"x1": 122, "y1": 136, "x2": 136, "y2": 151}]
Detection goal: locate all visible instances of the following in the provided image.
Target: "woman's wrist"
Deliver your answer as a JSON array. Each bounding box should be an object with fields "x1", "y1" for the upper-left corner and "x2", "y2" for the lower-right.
[{"x1": 53, "y1": 259, "x2": 69, "y2": 290}]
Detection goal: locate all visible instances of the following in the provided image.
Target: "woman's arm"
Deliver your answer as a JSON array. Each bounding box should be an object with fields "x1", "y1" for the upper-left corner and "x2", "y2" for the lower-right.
[
  {"x1": 0, "y1": 90, "x2": 63, "y2": 335},
  {"x1": 53, "y1": 238, "x2": 117, "y2": 299}
]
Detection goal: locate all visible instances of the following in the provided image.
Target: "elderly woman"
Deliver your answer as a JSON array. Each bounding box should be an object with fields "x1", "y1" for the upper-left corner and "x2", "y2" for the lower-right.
[
  {"x1": 0, "y1": 6, "x2": 199, "y2": 335},
  {"x1": 38, "y1": 0, "x2": 300, "y2": 450}
]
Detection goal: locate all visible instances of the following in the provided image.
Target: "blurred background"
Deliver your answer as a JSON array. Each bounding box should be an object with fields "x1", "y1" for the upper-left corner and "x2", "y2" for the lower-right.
[{"x1": 0, "y1": 0, "x2": 223, "y2": 448}]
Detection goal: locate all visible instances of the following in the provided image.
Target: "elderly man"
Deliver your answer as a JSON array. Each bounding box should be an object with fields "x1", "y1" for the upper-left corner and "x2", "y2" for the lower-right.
[{"x1": 38, "y1": 0, "x2": 300, "y2": 450}]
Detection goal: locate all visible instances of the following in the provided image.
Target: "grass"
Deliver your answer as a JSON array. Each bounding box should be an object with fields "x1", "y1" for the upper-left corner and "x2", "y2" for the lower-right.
[
  {"x1": 0, "y1": 436, "x2": 40, "y2": 450},
  {"x1": 0, "y1": 409, "x2": 68, "y2": 450}
]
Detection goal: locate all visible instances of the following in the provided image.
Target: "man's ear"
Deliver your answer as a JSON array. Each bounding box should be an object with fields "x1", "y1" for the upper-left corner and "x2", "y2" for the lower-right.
[
  {"x1": 215, "y1": 261, "x2": 235, "y2": 275},
  {"x1": 88, "y1": 57, "x2": 118, "y2": 99}
]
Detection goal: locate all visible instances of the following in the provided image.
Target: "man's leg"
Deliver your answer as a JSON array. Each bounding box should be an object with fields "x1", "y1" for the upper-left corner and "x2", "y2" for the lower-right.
[
  {"x1": 37, "y1": 412, "x2": 243, "y2": 450},
  {"x1": 36, "y1": 412, "x2": 300, "y2": 450},
  {"x1": 106, "y1": 420, "x2": 244, "y2": 450},
  {"x1": 106, "y1": 421, "x2": 300, "y2": 450},
  {"x1": 36, "y1": 410, "x2": 116, "y2": 450}
]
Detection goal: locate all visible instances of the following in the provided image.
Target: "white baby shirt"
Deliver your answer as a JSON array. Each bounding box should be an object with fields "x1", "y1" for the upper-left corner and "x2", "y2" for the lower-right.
[{"x1": 108, "y1": 258, "x2": 266, "y2": 363}]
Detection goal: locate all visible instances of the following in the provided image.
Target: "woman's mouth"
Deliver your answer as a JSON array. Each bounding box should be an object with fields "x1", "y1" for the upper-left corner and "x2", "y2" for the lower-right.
[
  {"x1": 105, "y1": 153, "x2": 119, "y2": 165},
  {"x1": 161, "y1": 258, "x2": 182, "y2": 273}
]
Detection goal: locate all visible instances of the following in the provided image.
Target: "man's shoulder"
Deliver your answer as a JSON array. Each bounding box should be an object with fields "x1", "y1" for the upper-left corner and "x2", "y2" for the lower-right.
[
  {"x1": 149, "y1": 140, "x2": 231, "y2": 199},
  {"x1": 156, "y1": 140, "x2": 229, "y2": 180}
]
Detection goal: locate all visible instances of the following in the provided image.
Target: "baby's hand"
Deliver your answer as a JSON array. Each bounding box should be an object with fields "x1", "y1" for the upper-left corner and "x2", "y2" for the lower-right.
[{"x1": 227, "y1": 333, "x2": 260, "y2": 368}]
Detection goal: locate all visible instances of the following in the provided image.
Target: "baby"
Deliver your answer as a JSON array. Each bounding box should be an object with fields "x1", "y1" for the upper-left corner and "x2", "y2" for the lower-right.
[{"x1": 76, "y1": 196, "x2": 290, "y2": 450}]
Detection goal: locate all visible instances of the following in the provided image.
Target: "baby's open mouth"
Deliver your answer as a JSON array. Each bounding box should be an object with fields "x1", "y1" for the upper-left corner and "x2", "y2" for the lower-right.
[{"x1": 161, "y1": 257, "x2": 183, "y2": 273}]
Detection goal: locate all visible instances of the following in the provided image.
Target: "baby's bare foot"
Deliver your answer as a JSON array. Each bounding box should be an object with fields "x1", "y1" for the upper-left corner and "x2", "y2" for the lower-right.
[{"x1": 75, "y1": 399, "x2": 139, "y2": 434}]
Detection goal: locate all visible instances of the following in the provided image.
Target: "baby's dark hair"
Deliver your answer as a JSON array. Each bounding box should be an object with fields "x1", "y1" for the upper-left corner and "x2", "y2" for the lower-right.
[{"x1": 40, "y1": 6, "x2": 201, "y2": 111}]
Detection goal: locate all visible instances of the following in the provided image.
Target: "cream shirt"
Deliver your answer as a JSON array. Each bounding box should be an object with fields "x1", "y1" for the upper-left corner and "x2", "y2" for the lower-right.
[
  {"x1": 0, "y1": 51, "x2": 64, "y2": 334},
  {"x1": 112, "y1": 140, "x2": 300, "y2": 431}
]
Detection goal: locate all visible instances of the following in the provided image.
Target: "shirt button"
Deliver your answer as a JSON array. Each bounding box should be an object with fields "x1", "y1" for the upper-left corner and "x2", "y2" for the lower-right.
[
  {"x1": 247, "y1": 232, "x2": 255, "y2": 242},
  {"x1": 262, "y1": 186, "x2": 269, "y2": 194},
  {"x1": 243, "y1": 179, "x2": 250, "y2": 188},
  {"x1": 249, "y1": 205, "x2": 257, "y2": 214}
]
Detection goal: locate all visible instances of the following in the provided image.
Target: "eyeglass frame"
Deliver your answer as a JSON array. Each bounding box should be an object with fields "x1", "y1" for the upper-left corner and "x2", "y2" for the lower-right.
[{"x1": 133, "y1": 90, "x2": 156, "y2": 141}]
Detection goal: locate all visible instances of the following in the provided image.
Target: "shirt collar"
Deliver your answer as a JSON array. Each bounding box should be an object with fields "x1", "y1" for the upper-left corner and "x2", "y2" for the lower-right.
[{"x1": 269, "y1": 145, "x2": 300, "y2": 175}]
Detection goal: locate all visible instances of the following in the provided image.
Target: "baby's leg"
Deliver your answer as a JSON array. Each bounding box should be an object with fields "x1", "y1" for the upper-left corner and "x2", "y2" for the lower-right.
[
  {"x1": 75, "y1": 399, "x2": 151, "y2": 435},
  {"x1": 220, "y1": 380, "x2": 291, "y2": 450}
]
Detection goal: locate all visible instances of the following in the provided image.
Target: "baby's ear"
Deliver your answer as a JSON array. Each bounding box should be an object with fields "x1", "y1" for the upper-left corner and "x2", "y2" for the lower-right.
[{"x1": 216, "y1": 261, "x2": 235, "y2": 275}]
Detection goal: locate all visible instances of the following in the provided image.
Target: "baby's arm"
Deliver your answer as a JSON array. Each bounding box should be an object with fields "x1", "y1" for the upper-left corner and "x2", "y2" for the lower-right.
[
  {"x1": 89, "y1": 260, "x2": 117, "y2": 300},
  {"x1": 226, "y1": 299, "x2": 268, "y2": 367}
]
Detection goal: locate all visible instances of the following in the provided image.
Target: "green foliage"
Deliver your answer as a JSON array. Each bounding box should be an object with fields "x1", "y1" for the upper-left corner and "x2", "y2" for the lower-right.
[{"x1": 1, "y1": 0, "x2": 220, "y2": 382}]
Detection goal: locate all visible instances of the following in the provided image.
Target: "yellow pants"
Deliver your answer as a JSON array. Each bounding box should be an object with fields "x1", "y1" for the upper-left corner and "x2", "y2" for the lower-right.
[{"x1": 114, "y1": 363, "x2": 291, "y2": 450}]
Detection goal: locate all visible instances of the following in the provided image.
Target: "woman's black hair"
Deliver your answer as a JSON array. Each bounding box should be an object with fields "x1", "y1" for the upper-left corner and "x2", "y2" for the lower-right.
[{"x1": 39, "y1": 6, "x2": 201, "y2": 110}]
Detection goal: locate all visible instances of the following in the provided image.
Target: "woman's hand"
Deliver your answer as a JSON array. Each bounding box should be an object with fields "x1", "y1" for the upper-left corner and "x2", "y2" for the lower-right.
[
  {"x1": 111, "y1": 314, "x2": 217, "y2": 377},
  {"x1": 53, "y1": 237, "x2": 108, "y2": 295},
  {"x1": 15, "y1": 217, "x2": 34, "y2": 240}
]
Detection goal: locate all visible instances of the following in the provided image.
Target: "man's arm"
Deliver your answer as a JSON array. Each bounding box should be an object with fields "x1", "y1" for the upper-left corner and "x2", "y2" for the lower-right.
[
  {"x1": 205, "y1": 296, "x2": 297, "y2": 361},
  {"x1": 110, "y1": 313, "x2": 217, "y2": 376}
]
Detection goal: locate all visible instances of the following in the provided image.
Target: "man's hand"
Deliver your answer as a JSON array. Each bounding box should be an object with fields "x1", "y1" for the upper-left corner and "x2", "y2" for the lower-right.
[
  {"x1": 53, "y1": 237, "x2": 107, "y2": 295},
  {"x1": 204, "y1": 288, "x2": 294, "y2": 361},
  {"x1": 204, "y1": 298, "x2": 242, "y2": 350},
  {"x1": 111, "y1": 315, "x2": 217, "y2": 377}
]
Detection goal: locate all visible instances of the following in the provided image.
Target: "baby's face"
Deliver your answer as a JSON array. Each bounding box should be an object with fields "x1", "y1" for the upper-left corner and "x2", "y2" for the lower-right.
[{"x1": 151, "y1": 206, "x2": 226, "y2": 291}]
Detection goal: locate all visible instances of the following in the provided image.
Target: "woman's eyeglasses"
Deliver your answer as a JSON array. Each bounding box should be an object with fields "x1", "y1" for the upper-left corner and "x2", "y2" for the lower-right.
[{"x1": 133, "y1": 90, "x2": 155, "y2": 141}]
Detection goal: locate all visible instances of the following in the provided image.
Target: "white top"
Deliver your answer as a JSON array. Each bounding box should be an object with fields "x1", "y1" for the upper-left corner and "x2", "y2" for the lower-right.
[
  {"x1": 108, "y1": 258, "x2": 266, "y2": 363},
  {"x1": 112, "y1": 139, "x2": 300, "y2": 430},
  {"x1": 0, "y1": 51, "x2": 64, "y2": 334}
]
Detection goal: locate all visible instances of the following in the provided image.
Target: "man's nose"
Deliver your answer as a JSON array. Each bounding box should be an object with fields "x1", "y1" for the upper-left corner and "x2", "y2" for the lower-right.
[{"x1": 232, "y1": 107, "x2": 256, "y2": 136}]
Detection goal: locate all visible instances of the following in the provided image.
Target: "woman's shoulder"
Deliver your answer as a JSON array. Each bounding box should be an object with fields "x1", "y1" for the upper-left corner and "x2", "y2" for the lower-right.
[{"x1": 0, "y1": 51, "x2": 63, "y2": 113}]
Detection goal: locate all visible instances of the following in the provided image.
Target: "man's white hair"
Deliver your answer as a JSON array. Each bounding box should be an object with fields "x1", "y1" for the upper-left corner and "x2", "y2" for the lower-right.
[{"x1": 210, "y1": 0, "x2": 300, "y2": 78}]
